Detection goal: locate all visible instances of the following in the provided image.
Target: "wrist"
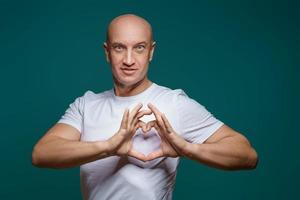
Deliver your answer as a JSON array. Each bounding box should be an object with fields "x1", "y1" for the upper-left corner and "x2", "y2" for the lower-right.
[
  {"x1": 95, "y1": 140, "x2": 113, "y2": 157},
  {"x1": 182, "y1": 143, "x2": 203, "y2": 160}
]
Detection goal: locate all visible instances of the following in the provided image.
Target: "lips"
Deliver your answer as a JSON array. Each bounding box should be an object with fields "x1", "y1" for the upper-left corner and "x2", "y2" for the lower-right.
[
  {"x1": 121, "y1": 68, "x2": 138, "y2": 70},
  {"x1": 121, "y1": 68, "x2": 138, "y2": 75}
]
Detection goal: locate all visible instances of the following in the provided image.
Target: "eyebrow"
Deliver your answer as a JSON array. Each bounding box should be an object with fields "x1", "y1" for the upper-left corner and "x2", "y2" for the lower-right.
[{"x1": 110, "y1": 41, "x2": 148, "y2": 46}]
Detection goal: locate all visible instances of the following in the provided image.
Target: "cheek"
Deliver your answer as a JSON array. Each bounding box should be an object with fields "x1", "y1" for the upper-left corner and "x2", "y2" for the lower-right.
[
  {"x1": 136, "y1": 54, "x2": 150, "y2": 66},
  {"x1": 109, "y1": 53, "x2": 123, "y2": 63},
  {"x1": 109, "y1": 56, "x2": 123, "y2": 70}
]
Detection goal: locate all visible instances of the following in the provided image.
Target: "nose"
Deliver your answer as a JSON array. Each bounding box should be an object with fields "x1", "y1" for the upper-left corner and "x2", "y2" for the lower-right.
[{"x1": 123, "y1": 49, "x2": 135, "y2": 66}]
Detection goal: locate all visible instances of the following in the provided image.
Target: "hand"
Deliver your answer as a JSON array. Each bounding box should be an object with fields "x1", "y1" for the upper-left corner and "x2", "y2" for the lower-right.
[
  {"x1": 146, "y1": 103, "x2": 191, "y2": 161},
  {"x1": 107, "y1": 103, "x2": 152, "y2": 161}
]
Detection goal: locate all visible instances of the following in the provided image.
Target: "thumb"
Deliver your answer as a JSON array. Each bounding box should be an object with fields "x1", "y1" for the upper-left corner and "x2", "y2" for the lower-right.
[{"x1": 120, "y1": 108, "x2": 129, "y2": 130}]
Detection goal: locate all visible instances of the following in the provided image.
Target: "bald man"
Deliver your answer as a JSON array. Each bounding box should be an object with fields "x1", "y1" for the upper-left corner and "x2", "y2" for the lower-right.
[{"x1": 32, "y1": 14, "x2": 258, "y2": 200}]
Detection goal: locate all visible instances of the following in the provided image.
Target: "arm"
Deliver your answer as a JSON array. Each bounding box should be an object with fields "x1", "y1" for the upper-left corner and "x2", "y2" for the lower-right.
[
  {"x1": 32, "y1": 103, "x2": 151, "y2": 169},
  {"x1": 186, "y1": 125, "x2": 259, "y2": 170},
  {"x1": 147, "y1": 103, "x2": 259, "y2": 171},
  {"x1": 31, "y1": 123, "x2": 111, "y2": 169}
]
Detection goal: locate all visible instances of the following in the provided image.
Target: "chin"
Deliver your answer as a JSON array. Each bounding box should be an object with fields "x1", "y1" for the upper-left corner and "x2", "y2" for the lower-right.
[
  {"x1": 119, "y1": 77, "x2": 146, "y2": 87},
  {"x1": 117, "y1": 78, "x2": 139, "y2": 87}
]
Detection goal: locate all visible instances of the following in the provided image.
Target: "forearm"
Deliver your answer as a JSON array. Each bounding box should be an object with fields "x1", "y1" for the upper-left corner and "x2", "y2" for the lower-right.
[
  {"x1": 185, "y1": 135, "x2": 258, "y2": 170},
  {"x1": 32, "y1": 137, "x2": 110, "y2": 169}
]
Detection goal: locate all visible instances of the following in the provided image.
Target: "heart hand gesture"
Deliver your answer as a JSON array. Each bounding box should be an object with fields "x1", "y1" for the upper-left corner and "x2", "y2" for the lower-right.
[
  {"x1": 107, "y1": 103, "x2": 152, "y2": 161},
  {"x1": 146, "y1": 103, "x2": 190, "y2": 161},
  {"x1": 107, "y1": 103, "x2": 191, "y2": 162}
]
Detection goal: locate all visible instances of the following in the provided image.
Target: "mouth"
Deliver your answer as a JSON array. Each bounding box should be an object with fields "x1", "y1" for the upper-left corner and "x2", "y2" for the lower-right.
[{"x1": 121, "y1": 68, "x2": 138, "y2": 75}]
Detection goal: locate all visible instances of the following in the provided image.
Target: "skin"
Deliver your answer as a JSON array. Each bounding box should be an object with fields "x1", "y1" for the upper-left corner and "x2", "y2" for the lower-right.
[
  {"x1": 145, "y1": 103, "x2": 258, "y2": 170},
  {"x1": 31, "y1": 14, "x2": 258, "y2": 171},
  {"x1": 103, "y1": 14, "x2": 258, "y2": 169},
  {"x1": 103, "y1": 14, "x2": 156, "y2": 97}
]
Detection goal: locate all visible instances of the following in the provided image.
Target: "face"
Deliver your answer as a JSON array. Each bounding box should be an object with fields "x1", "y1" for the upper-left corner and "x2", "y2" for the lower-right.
[{"x1": 104, "y1": 18, "x2": 155, "y2": 87}]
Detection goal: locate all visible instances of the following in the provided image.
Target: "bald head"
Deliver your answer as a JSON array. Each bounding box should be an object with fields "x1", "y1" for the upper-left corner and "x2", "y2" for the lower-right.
[{"x1": 106, "y1": 14, "x2": 154, "y2": 43}]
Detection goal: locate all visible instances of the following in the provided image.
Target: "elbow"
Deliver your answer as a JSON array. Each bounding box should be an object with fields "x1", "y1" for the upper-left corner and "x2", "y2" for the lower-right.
[
  {"x1": 31, "y1": 145, "x2": 45, "y2": 168},
  {"x1": 31, "y1": 146, "x2": 41, "y2": 167},
  {"x1": 238, "y1": 135, "x2": 259, "y2": 170},
  {"x1": 31, "y1": 144, "x2": 67, "y2": 169},
  {"x1": 224, "y1": 148, "x2": 258, "y2": 171},
  {"x1": 31, "y1": 145, "x2": 49, "y2": 168},
  {"x1": 246, "y1": 148, "x2": 259, "y2": 170}
]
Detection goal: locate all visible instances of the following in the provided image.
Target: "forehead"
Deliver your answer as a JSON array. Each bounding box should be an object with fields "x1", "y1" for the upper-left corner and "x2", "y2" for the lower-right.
[{"x1": 108, "y1": 20, "x2": 152, "y2": 45}]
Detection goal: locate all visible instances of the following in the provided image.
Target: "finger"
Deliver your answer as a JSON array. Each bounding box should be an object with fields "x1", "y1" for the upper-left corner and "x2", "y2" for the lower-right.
[
  {"x1": 156, "y1": 114, "x2": 168, "y2": 134},
  {"x1": 132, "y1": 109, "x2": 152, "y2": 127},
  {"x1": 146, "y1": 120, "x2": 156, "y2": 132},
  {"x1": 160, "y1": 116, "x2": 189, "y2": 152},
  {"x1": 136, "y1": 109, "x2": 152, "y2": 119},
  {"x1": 154, "y1": 122, "x2": 167, "y2": 140},
  {"x1": 146, "y1": 150, "x2": 164, "y2": 161},
  {"x1": 133, "y1": 120, "x2": 147, "y2": 133},
  {"x1": 134, "y1": 122, "x2": 140, "y2": 131},
  {"x1": 147, "y1": 103, "x2": 161, "y2": 118},
  {"x1": 136, "y1": 120, "x2": 147, "y2": 132},
  {"x1": 147, "y1": 103, "x2": 162, "y2": 118},
  {"x1": 153, "y1": 123, "x2": 177, "y2": 154},
  {"x1": 128, "y1": 103, "x2": 143, "y2": 124},
  {"x1": 147, "y1": 103, "x2": 165, "y2": 131},
  {"x1": 161, "y1": 113, "x2": 174, "y2": 134},
  {"x1": 128, "y1": 149, "x2": 147, "y2": 162},
  {"x1": 120, "y1": 108, "x2": 129, "y2": 130}
]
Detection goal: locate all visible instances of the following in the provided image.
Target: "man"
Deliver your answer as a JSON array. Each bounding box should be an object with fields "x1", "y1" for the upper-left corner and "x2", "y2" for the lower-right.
[{"x1": 32, "y1": 14, "x2": 258, "y2": 200}]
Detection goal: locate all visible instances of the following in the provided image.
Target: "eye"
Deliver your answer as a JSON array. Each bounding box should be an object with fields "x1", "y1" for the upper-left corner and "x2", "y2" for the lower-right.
[
  {"x1": 113, "y1": 45, "x2": 124, "y2": 52},
  {"x1": 135, "y1": 45, "x2": 145, "y2": 52}
]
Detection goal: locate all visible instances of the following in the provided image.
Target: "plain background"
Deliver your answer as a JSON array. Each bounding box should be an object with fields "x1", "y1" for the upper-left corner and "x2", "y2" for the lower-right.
[{"x1": 0, "y1": 0, "x2": 299, "y2": 199}]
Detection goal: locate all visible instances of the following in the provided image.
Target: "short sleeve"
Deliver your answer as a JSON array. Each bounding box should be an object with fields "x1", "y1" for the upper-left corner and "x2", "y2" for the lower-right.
[
  {"x1": 57, "y1": 93, "x2": 86, "y2": 134},
  {"x1": 175, "y1": 89, "x2": 224, "y2": 144}
]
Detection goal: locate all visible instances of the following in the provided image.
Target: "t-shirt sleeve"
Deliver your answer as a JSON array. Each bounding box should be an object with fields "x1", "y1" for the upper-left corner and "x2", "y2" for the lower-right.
[
  {"x1": 57, "y1": 93, "x2": 86, "y2": 134},
  {"x1": 175, "y1": 89, "x2": 224, "y2": 144}
]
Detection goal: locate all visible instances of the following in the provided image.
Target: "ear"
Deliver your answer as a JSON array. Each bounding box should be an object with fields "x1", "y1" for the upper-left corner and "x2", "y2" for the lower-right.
[
  {"x1": 103, "y1": 42, "x2": 110, "y2": 63},
  {"x1": 149, "y1": 41, "x2": 156, "y2": 62}
]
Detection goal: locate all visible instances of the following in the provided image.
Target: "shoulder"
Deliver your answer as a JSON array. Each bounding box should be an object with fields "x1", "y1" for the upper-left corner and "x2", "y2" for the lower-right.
[
  {"x1": 79, "y1": 89, "x2": 112, "y2": 101},
  {"x1": 154, "y1": 83, "x2": 189, "y2": 103},
  {"x1": 70, "y1": 89, "x2": 112, "y2": 107},
  {"x1": 156, "y1": 84, "x2": 208, "y2": 114}
]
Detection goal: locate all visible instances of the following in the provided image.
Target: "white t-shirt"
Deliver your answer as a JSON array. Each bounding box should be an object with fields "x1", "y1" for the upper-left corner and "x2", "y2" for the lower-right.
[{"x1": 57, "y1": 82, "x2": 224, "y2": 200}]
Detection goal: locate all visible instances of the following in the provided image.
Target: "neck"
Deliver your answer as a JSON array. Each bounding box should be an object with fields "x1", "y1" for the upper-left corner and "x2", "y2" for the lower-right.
[{"x1": 113, "y1": 77, "x2": 153, "y2": 97}]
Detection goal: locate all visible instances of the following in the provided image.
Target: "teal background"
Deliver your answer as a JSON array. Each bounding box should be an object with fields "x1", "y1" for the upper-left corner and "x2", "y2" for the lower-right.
[{"x1": 0, "y1": 0, "x2": 299, "y2": 199}]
